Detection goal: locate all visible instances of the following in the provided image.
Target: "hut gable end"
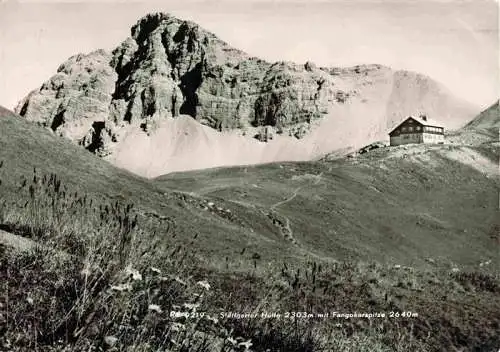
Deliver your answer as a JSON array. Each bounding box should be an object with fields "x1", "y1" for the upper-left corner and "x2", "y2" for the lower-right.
[{"x1": 389, "y1": 117, "x2": 424, "y2": 136}]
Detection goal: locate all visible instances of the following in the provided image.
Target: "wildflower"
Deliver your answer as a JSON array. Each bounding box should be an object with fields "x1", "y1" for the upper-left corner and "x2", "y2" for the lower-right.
[
  {"x1": 238, "y1": 339, "x2": 253, "y2": 350},
  {"x1": 148, "y1": 304, "x2": 162, "y2": 313},
  {"x1": 104, "y1": 336, "x2": 118, "y2": 347},
  {"x1": 206, "y1": 315, "x2": 219, "y2": 324},
  {"x1": 174, "y1": 276, "x2": 187, "y2": 285},
  {"x1": 227, "y1": 337, "x2": 238, "y2": 345},
  {"x1": 80, "y1": 263, "x2": 91, "y2": 277},
  {"x1": 479, "y1": 260, "x2": 492, "y2": 267},
  {"x1": 393, "y1": 264, "x2": 401, "y2": 269},
  {"x1": 125, "y1": 265, "x2": 142, "y2": 281},
  {"x1": 111, "y1": 283, "x2": 132, "y2": 292},
  {"x1": 196, "y1": 280, "x2": 211, "y2": 290},
  {"x1": 451, "y1": 267, "x2": 460, "y2": 273},
  {"x1": 150, "y1": 267, "x2": 162, "y2": 274},
  {"x1": 26, "y1": 297, "x2": 34, "y2": 305},
  {"x1": 171, "y1": 322, "x2": 185, "y2": 332}
]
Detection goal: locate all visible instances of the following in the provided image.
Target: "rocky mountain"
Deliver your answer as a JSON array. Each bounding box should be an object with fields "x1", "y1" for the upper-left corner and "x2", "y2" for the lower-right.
[{"x1": 15, "y1": 12, "x2": 479, "y2": 177}]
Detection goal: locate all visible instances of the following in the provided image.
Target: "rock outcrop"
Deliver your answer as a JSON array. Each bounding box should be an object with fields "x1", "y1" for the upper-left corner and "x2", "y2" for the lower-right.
[
  {"x1": 463, "y1": 100, "x2": 499, "y2": 132},
  {"x1": 446, "y1": 100, "x2": 499, "y2": 146},
  {"x1": 15, "y1": 12, "x2": 479, "y2": 176}
]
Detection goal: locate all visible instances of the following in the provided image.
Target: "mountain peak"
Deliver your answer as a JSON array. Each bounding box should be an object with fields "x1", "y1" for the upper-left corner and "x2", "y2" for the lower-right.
[
  {"x1": 131, "y1": 12, "x2": 196, "y2": 43},
  {"x1": 128, "y1": 12, "x2": 247, "y2": 61}
]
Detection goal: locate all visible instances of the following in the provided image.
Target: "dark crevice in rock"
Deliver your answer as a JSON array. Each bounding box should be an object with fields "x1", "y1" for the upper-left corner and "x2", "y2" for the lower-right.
[
  {"x1": 171, "y1": 94, "x2": 178, "y2": 117},
  {"x1": 124, "y1": 100, "x2": 134, "y2": 123},
  {"x1": 173, "y1": 22, "x2": 190, "y2": 43},
  {"x1": 50, "y1": 111, "x2": 65, "y2": 131},
  {"x1": 179, "y1": 62, "x2": 204, "y2": 118},
  {"x1": 187, "y1": 31, "x2": 198, "y2": 53},
  {"x1": 142, "y1": 87, "x2": 156, "y2": 117},
  {"x1": 18, "y1": 100, "x2": 29, "y2": 116},
  {"x1": 85, "y1": 121, "x2": 106, "y2": 153},
  {"x1": 112, "y1": 59, "x2": 135, "y2": 100}
]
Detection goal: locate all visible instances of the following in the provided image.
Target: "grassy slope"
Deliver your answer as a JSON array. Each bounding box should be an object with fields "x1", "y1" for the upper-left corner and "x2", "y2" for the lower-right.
[
  {"x1": 0, "y1": 106, "x2": 304, "y2": 267},
  {"x1": 156, "y1": 144, "x2": 499, "y2": 270},
  {"x1": 0, "y1": 107, "x2": 162, "y2": 202}
]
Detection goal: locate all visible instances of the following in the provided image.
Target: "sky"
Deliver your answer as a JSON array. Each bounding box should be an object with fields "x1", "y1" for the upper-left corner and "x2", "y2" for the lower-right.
[{"x1": 0, "y1": 0, "x2": 498, "y2": 110}]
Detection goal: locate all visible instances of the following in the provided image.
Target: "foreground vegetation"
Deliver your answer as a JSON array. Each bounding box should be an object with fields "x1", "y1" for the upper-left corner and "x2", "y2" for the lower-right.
[{"x1": 1, "y1": 162, "x2": 499, "y2": 352}]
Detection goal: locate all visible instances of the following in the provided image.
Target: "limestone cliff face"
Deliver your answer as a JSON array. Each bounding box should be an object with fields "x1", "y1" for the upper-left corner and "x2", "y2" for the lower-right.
[
  {"x1": 15, "y1": 12, "x2": 478, "y2": 172},
  {"x1": 17, "y1": 49, "x2": 118, "y2": 156},
  {"x1": 106, "y1": 13, "x2": 349, "y2": 132}
]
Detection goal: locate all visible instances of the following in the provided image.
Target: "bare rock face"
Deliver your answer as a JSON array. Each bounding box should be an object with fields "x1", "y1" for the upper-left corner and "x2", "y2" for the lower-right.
[
  {"x1": 15, "y1": 12, "x2": 479, "y2": 175},
  {"x1": 17, "y1": 49, "x2": 116, "y2": 137}
]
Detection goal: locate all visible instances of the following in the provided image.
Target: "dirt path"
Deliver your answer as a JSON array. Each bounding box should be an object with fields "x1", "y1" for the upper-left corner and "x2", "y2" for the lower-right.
[
  {"x1": 0, "y1": 229, "x2": 72, "y2": 260},
  {"x1": 270, "y1": 186, "x2": 304, "y2": 211},
  {"x1": 271, "y1": 172, "x2": 323, "y2": 211},
  {"x1": 269, "y1": 172, "x2": 323, "y2": 252},
  {"x1": 0, "y1": 229, "x2": 38, "y2": 252}
]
